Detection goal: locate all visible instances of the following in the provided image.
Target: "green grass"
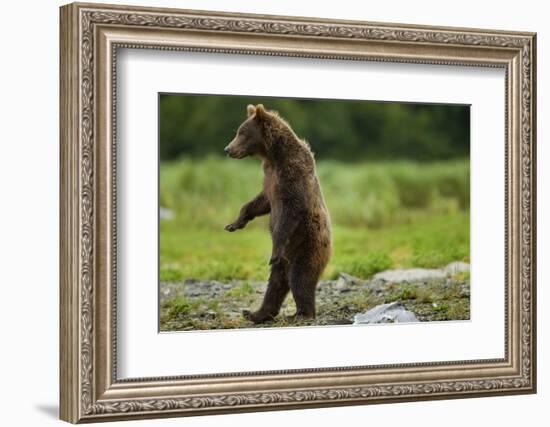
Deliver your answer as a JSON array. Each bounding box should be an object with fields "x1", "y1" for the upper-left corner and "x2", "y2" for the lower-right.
[
  {"x1": 227, "y1": 282, "x2": 256, "y2": 298},
  {"x1": 164, "y1": 296, "x2": 192, "y2": 319},
  {"x1": 160, "y1": 157, "x2": 470, "y2": 281},
  {"x1": 159, "y1": 267, "x2": 184, "y2": 282},
  {"x1": 160, "y1": 156, "x2": 469, "y2": 229},
  {"x1": 329, "y1": 250, "x2": 392, "y2": 280}
]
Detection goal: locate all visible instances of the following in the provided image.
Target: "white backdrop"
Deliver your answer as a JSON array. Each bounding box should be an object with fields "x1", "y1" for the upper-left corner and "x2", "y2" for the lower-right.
[
  {"x1": 117, "y1": 49, "x2": 505, "y2": 377},
  {"x1": 0, "y1": 0, "x2": 546, "y2": 426}
]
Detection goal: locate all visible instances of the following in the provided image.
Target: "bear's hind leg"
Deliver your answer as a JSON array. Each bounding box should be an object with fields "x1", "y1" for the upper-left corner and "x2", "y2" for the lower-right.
[
  {"x1": 243, "y1": 260, "x2": 289, "y2": 324},
  {"x1": 288, "y1": 258, "x2": 321, "y2": 320}
]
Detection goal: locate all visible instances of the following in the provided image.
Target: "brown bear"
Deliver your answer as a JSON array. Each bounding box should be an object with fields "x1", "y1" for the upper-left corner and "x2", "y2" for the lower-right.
[{"x1": 224, "y1": 104, "x2": 332, "y2": 324}]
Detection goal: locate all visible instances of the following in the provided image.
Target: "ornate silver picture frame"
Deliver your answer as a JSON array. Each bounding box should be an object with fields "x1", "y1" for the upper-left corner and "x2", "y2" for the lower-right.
[{"x1": 60, "y1": 2, "x2": 536, "y2": 423}]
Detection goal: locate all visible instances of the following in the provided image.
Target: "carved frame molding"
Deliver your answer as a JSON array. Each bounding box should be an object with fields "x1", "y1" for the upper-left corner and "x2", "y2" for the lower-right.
[{"x1": 60, "y1": 2, "x2": 536, "y2": 423}]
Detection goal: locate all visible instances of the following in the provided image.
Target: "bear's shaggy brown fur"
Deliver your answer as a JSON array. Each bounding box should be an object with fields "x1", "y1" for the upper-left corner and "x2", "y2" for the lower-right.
[{"x1": 224, "y1": 104, "x2": 332, "y2": 323}]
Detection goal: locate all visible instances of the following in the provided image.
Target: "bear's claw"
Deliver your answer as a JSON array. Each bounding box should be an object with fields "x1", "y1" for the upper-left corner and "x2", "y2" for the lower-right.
[
  {"x1": 242, "y1": 309, "x2": 274, "y2": 324},
  {"x1": 285, "y1": 313, "x2": 315, "y2": 323},
  {"x1": 225, "y1": 223, "x2": 241, "y2": 232}
]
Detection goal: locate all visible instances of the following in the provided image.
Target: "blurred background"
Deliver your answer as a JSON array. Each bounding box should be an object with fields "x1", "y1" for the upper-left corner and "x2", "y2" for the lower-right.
[{"x1": 159, "y1": 94, "x2": 470, "y2": 282}]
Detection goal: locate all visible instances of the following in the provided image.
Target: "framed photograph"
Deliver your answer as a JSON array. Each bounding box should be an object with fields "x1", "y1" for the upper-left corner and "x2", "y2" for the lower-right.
[{"x1": 60, "y1": 2, "x2": 537, "y2": 423}]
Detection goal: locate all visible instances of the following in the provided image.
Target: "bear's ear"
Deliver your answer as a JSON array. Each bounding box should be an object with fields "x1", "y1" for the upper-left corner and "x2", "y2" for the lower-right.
[
  {"x1": 246, "y1": 104, "x2": 256, "y2": 117},
  {"x1": 255, "y1": 104, "x2": 266, "y2": 119}
]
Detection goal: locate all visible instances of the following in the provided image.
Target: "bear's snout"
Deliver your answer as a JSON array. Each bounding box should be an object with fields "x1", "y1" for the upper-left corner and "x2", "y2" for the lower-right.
[
  {"x1": 224, "y1": 141, "x2": 247, "y2": 159},
  {"x1": 224, "y1": 144, "x2": 237, "y2": 157}
]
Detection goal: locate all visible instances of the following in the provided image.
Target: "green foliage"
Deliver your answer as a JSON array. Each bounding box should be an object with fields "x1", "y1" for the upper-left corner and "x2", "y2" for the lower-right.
[
  {"x1": 160, "y1": 226, "x2": 271, "y2": 281},
  {"x1": 318, "y1": 162, "x2": 401, "y2": 228},
  {"x1": 227, "y1": 282, "x2": 255, "y2": 298},
  {"x1": 160, "y1": 94, "x2": 469, "y2": 162},
  {"x1": 410, "y1": 236, "x2": 469, "y2": 268},
  {"x1": 332, "y1": 251, "x2": 392, "y2": 279},
  {"x1": 385, "y1": 286, "x2": 414, "y2": 303},
  {"x1": 432, "y1": 303, "x2": 450, "y2": 312},
  {"x1": 160, "y1": 213, "x2": 469, "y2": 282},
  {"x1": 433, "y1": 162, "x2": 471, "y2": 209},
  {"x1": 159, "y1": 158, "x2": 470, "y2": 281},
  {"x1": 453, "y1": 271, "x2": 471, "y2": 281},
  {"x1": 159, "y1": 267, "x2": 184, "y2": 282},
  {"x1": 164, "y1": 296, "x2": 191, "y2": 319},
  {"x1": 160, "y1": 155, "x2": 264, "y2": 229},
  {"x1": 395, "y1": 288, "x2": 417, "y2": 300},
  {"x1": 391, "y1": 164, "x2": 437, "y2": 208},
  {"x1": 161, "y1": 157, "x2": 469, "y2": 229}
]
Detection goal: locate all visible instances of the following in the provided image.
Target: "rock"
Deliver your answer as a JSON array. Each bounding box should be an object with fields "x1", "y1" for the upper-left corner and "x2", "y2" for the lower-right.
[
  {"x1": 334, "y1": 273, "x2": 390, "y2": 295},
  {"x1": 353, "y1": 302, "x2": 419, "y2": 324},
  {"x1": 187, "y1": 290, "x2": 203, "y2": 297},
  {"x1": 226, "y1": 311, "x2": 242, "y2": 319},
  {"x1": 459, "y1": 284, "x2": 470, "y2": 298},
  {"x1": 372, "y1": 262, "x2": 470, "y2": 283},
  {"x1": 338, "y1": 272, "x2": 364, "y2": 284},
  {"x1": 366, "y1": 278, "x2": 390, "y2": 294},
  {"x1": 445, "y1": 261, "x2": 470, "y2": 275},
  {"x1": 373, "y1": 268, "x2": 446, "y2": 283},
  {"x1": 202, "y1": 310, "x2": 217, "y2": 319},
  {"x1": 336, "y1": 273, "x2": 363, "y2": 290},
  {"x1": 159, "y1": 207, "x2": 175, "y2": 220}
]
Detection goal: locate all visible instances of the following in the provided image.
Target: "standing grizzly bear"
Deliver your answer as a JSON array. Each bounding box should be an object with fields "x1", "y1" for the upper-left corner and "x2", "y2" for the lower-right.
[{"x1": 224, "y1": 104, "x2": 332, "y2": 324}]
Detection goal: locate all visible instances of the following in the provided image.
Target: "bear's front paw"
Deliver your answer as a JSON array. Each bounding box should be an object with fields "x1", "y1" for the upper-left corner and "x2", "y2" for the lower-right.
[{"x1": 225, "y1": 222, "x2": 243, "y2": 232}]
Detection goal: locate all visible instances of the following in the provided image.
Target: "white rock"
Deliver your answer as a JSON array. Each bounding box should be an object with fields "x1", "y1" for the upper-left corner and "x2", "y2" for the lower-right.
[
  {"x1": 336, "y1": 272, "x2": 364, "y2": 289},
  {"x1": 353, "y1": 302, "x2": 419, "y2": 324},
  {"x1": 160, "y1": 207, "x2": 175, "y2": 220},
  {"x1": 373, "y1": 268, "x2": 446, "y2": 283},
  {"x1": 445, "y1": 262, "x2": 470, "y2": 275}
]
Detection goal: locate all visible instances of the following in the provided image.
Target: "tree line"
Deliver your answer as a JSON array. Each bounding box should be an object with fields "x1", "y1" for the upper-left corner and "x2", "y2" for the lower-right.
[{"x1": 159, "y1": 93, "x2": 469, "y2": 162}]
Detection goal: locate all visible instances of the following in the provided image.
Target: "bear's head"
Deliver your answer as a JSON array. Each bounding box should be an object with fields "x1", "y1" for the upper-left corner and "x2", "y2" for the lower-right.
[{"x1": 224, "y1": 104, "x2": 271, "y2": 159}]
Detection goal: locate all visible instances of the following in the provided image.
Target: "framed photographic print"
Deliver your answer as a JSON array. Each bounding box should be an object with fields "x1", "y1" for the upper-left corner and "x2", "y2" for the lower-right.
[{"x1": 59, "y1": 2, "x2": 537, "y2": 423}]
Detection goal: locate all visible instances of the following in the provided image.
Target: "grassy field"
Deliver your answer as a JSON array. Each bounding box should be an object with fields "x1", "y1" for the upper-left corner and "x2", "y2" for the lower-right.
[{"x1": 159, "y1": 157, "x2": 470, "y2": 282}]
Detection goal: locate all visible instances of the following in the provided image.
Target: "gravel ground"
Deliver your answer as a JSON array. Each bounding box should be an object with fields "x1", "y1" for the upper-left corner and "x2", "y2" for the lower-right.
[{"x1": 160, "y1": 264, "x2": 470, "y2": 331}]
